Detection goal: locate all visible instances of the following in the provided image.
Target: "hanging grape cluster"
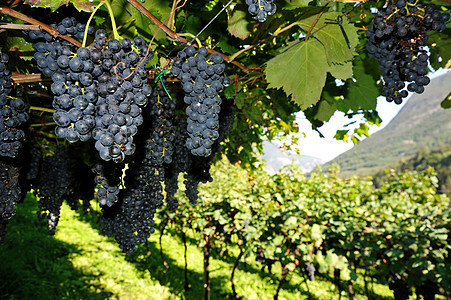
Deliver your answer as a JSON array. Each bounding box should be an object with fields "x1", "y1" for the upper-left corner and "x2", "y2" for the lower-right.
[
  {"x1": 171, "y1": 46, "x2": 231, "y2": 157},
  {"x1": 28, "y1": 19, "x2": 152, "y2": 162},
  {"x1": 366, "y1": 0, "x2": 450, "y2": 104},
  {"x1": 0, "y1": 159, "x2": 21, "y2": 243},
  {"x1": 245, "y1": 0, "x2": 277, "y2": 22},
  {"x1": 0, "y1": 53, "x2": 29, "y2": 158}
]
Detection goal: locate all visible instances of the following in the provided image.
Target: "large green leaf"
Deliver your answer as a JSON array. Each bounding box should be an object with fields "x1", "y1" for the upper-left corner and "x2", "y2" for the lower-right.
[
  {"x1": 341, "y1": 57, "x2": 380, "y2": 112},
  {"x1": 24, "y1": 0, "x2": 94, "y2": 12},
  {"x1": 265, "y1": 39, "x2": 329, "y2": 109},
  {"x1": 228, "y1": 9, "x2": 252, "y2": 40},
  {"x1": 298, "y1": 12, "x2": 359, "y2": 65}
]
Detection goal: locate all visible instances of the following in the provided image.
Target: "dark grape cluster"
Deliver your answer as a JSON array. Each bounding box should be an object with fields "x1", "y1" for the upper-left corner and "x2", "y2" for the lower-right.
[
  {"x1": 89, "y1": 30, "x2": 153, "y2": 162},
  {"x1": 99, "y1": 84, "x2": 176, "y2": 253},
  {"x1": 28, "y1": 16, "x2": 94, "y2": 43},
  {"x1": 164, "y1": 118, "x2": 190, "y2": 209},
  {"x1": 0, "y1": 53, "x2": 29, "y2": 158},
  {"x1": 184, "y1": 98, "x2": 235, "y2": 204},
  {"x1": 246, "y1": 0, "x2": 277, "y2": 22},
  {"x1": 29, "y1": 19, "x2": 152, "y2": 162},
  {"x1": 171, "y1": 46, "x2": 231, "y2": 157},
  {"x1": 366, "y1": 0, "x2": 450, "y2": 104},
  {"x1": 0, "y1": 158, "x2": 21, "y2": 243},
  {"x1": 27, "y1": 17, "x2": 94, "y2": 78},
  {"x1": 91, "y1": 160, "x2": 124, "y2": 207},
  {"x1": 33, "y1": 145, "x2": 91, "y2": 234}
]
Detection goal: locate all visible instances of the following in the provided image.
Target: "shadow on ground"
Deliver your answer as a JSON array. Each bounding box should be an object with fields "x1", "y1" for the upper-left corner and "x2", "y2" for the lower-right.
[{"x1": 0, "y1": 194, "x2": 113, "y2": 300}]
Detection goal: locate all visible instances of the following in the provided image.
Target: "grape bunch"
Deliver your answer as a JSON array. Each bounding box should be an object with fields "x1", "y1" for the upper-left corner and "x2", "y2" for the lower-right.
[
  {"x1": 90, "y1": 29, "x2": 153, "y2": 162},
  {"x1": 91, "y1": 161, "x2": 124, "y2": 207},
  {"x1": 0, "y1": 52, "x2": 29, "y2": 158},
  {"x1": 171, "y1": 46, "x2": 231, "y2": 157},
  {"x1": 164, "y1": 118, "x2": 190, "y2": 209},
  {"x1": 246, "y1": 0, "x2": 277, "y2": 22},
  {"x1": 29, "y1": 18, "x2": 152, "y2": 162},
  {"x1": 0, "y1": 159, "x2": 21, "y2": 243},
  {"x1": 28, "y1": 17, "x2": 94, "y2": 78},
  {"x1": 366, "y1": 0, "x2": 450, "y2": 104},
  {"x1": 28, "y1": 16, "x2": 94, "y2": 43},
  {"x1": 184, "y1": 98, "x2": 235, "y2": 204}
]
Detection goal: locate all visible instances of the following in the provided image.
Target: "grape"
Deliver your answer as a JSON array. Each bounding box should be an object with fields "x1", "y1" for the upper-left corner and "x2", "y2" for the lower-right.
[
  {"x1": 0, "y1": 158, "x2": 21, "y2": 243},
  {"x1": 171, "y1": 46, "x2": 231, "y2": 157},
  {"x1": 366, "y1": 0, "x2": 449, "y2": 104},
  {"x1": 245, "y1": 0, "x2": 277, "y2": 22},
  {"x1": 0, "y1": 53, "x2": 29, "y2": 158}
]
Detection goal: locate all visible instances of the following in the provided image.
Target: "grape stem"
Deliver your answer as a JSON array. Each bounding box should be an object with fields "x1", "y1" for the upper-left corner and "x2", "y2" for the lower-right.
[
  {"x1": 305, "y1": 1, "x2": 331, "y2": 41},
  {"x1": 103, "y1": 0, "x2": 121, "y2": 41},
  {"x1": 82, "y1": 0, "x2": 105, "y2": 48},
  {"x1": 11, "y1": 73, "x2": 46, "y2": 83},
  {"x1": 0, "y1": 6, "x2": 82, "y2": 47},
  {"x1": 29, "y1": 106, "x2": 55, "y2": 113}
]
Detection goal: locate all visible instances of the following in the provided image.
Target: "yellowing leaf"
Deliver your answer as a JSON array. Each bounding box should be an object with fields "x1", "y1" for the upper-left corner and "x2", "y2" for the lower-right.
[
  {"x1": 24, "y1": 0, "x2": 94, "y2": 12},
  {"x1": 228, "y1": 9, "x2": 252, "y2": 40},
  {"x1": 265, "y1": 39, "x2": 329, "y2": 110}
]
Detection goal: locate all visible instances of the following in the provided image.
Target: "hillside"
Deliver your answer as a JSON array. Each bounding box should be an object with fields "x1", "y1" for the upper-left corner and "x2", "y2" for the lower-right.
[
  {"x1": 372, "y1": 143, "x2": 451, "y2": 197},
  {"x1": 324, "y1": 72, "x2": 451, "y2": 177}
]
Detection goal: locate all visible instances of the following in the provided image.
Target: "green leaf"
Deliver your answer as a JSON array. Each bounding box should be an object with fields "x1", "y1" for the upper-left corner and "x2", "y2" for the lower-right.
[
  {"x1": 428, "y1": 29, "x2": 451, "y2": 70},
  {"x1": 228, "y1": 9, "x2": 252, "y2": 40},
  {"x1": 24, "y1": 0, "x2": 94, "y2": 12},
  {"x1": 440, "y1": 92, "x2": 451, "y2": 109},
  {"x1": 282, "y1": 0, "x2": 312, "y2": 10},
  {"x1": 297, "y1": 12, "x2": 359, "y2": 65},
  {"x1": 265, "y1": 39, "x2": 329, "y2": 109},
  {"x1": 128, "y1": 0, "x2": 172, "y2": 41},
  {"x1": 328, "y1": 61, "x2": 353, "y2": 81},
  {"x1": 341, "y1": 57, "x2": 380, "y2": 111},
  {"x1": 315, "y1": 99, "x2": 337, "y2": 122}
]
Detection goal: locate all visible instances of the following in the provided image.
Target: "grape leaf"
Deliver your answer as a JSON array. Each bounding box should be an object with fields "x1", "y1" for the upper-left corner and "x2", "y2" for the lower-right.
[
  {"x1": 228, "y1": 9, "x2": 252, "y2": 40},
  {"x1": 298, "y1": 12, "x2": 359, "y2": 65},
  {"x1": 341, "y1": 57, "x2": 380, "y2": 111},
  {"x1": 441, "y1": 92, "x2": 451, "y2": 109},
  {"x1": 282, "y1": 0, "x2": 313, "y2": 10},
  {"x1": 265, "y1": 39, "x2": 328, "y2": 110},
  {"x1": 328, "y1": 61, "x2": 353, "y2": 80},
  {"x1": 428, "y1": 29, "x2": 451, "y2": 70},
  {"x1": 315, "y1": 99, "x2": 337, "y2": 122},
  {"x1": 24, "y1": 0, "x2": 94, "y2": 12}
]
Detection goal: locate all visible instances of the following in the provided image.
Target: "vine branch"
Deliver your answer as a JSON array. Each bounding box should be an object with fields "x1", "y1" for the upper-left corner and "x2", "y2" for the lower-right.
[
  {"x1": 127, "y1": 0, "x2": 185, "y2": 42},
  {"x1": 0, "y1": 6, "x2": 82, "y2": 47},
  {"x1": 126, "y1": 0, "x2": 251, "y2": 73},
  {"x1": 11, "y1": 73, "x2": 46, "y2": 83}
]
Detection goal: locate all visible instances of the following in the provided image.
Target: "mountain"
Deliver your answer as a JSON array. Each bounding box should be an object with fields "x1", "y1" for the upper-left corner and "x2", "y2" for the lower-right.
[
  {"x1": 324, "y1": 72, "x2": 451, "y2": 177},
  {"x1": 261, "y1": 141, "x2": 324, "y2": 174}
]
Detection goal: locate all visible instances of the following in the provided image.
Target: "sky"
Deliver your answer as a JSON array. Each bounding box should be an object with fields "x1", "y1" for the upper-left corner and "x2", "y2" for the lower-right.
[{"x1": 290, "y1": 68, "x2": 449, "y2": 163}]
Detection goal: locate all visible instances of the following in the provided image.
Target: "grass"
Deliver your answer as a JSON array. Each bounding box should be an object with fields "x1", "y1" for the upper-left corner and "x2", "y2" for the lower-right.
[{"x1": 0, "y1": 193, "x2": 397, "y2": 300}]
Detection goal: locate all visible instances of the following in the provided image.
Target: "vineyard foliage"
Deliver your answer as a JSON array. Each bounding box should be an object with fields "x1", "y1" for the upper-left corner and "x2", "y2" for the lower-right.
[{"x1": 162, "y1": 161, "x2": 451, "y2": 298}]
